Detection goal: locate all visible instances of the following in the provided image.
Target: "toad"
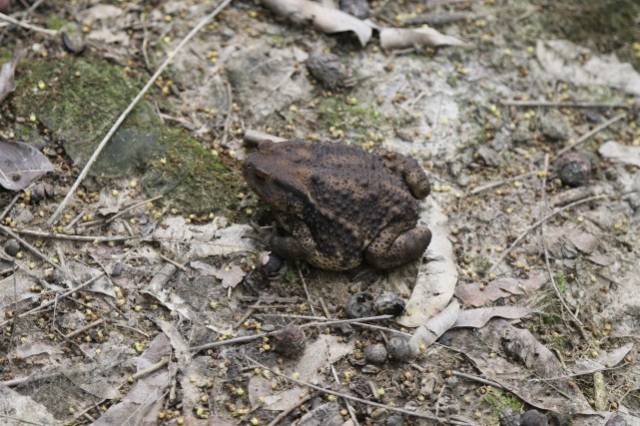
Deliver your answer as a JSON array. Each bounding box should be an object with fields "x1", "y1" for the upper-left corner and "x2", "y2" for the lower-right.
[{"x1": 243, "y1": 139, "x2": 431, "y2": 271}]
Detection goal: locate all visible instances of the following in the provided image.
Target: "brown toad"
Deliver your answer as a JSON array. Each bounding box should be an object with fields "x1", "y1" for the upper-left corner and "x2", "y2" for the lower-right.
[{"x1": 243, "y1": 139, "x2": 432, "y2": 271}]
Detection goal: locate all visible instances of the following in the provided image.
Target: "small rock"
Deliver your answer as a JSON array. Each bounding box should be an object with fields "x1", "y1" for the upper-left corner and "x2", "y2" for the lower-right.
[
  {"x1": 345, "y1": 292, "x2": 374, "y2": 318},
  {"x1": 0, "y1": 0, "x2": 10, "y2": 13},
  {"x1": 540, "y1": 110, "x2": 570, "y2": 141},
  {"x1": 605, "y1": 415, "x2": 628, "y2": 426},
  {"x1": 262, "y1": 254, "x2": 284, "y2": 277},
  {"x1": 520, "y1": 410, "x2": 548, "y2": 426},
  {"x1": 555, "y1": 152, "x2": 592, "y2": 187},
  {"x1": 512, "y1": 121, "x2": 533, "y2": 144},
  {"x1": 339, "y1": 0, "x2": 370, "y2": 19},
  {"x1": 499, "y1": 408, "x2": 520, "y2": 426},
  {"x1": 111, "y1": 262, "x2": 124, "y2": 277},
  {"x1": 364, "y1": 343, "x2": 387, "y2": 364},
  {"x1": 387, "y1": 336, "x2": 412, "y2": 362},
  {"x1": 374, "y1": 292, "x2": 405, "y2": 316},
  {"x1": 361, "y1": 364, "x2": 380, "y2": 374},
  {"x1": 386, "y1": 414, "x2": 405, "y2": 426},
  {"x1": 306, "y1": 52, "x2": 355, "y2": 90},
  {"x1": 61, "y1": 24, "x2": 86, "y2": 55},
  {"x1": 272, "y1": 325, "x2": 306, "y2": 358},
  {"x1": 3, "y1": 239, "x2": 20, "y2": 257}
]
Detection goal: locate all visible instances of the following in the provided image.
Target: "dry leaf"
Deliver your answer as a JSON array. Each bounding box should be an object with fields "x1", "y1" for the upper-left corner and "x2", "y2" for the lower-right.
[
  {"x1": 380, "y1": 27, "x2": 467, "y2": 50},
  {"x1": 599, "y1": 141, "x2": 640, "y2": 168},
  {"x1": 572, "y1": 343, "x2": 633, "y2": 375},
  {"x1": 537, "y1": 40, "x2": 640, "y2": 96},
  {"x1": 261, "y1": 0, "x2": 372, "y2": 46},
  {"x1": 455, "y1": 273, "x2": 547, "y2": 307},
  {"x1": 0, "y1": 47, "x2": 24, "y2": 104},
  {"x1": 190, "y1": 260, "x2": 246, "y2": 289},
  {"x1": 0, "y1": 385, "x2": 58, "y2": 426},
  {"x1": 410, "y1": 300, "x2": 459, "y2": 351},
  {"x1": 453, "y1": 306, "x2": 534, "y2": 329},
  {"x1": 397, "y1": 198, "x2": 457, "y2": 327},
  {"x1": 0, "y1": 140, "x2": 54, "y2": 191}
]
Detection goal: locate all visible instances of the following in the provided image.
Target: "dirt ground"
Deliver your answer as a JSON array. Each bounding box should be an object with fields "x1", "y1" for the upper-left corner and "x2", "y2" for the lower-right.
[{"x1": 0, "y1": 0, "x2": 639, "y2": 425}]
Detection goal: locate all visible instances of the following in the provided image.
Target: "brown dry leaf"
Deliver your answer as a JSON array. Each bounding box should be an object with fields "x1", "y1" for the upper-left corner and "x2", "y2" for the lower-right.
[
  {"x1": 453, "y1": 306, "x2": 534, "y2": 328},
  {"x1": 398, "y1": 198, "x2": 457, "y2": 327},
  {"x1": 599, "y1": 141, "x2": 640, "y2": 168},
  {"x1": 0, "y1": 140, "x2": 54, "y2": 191},
  {"x1": 261, "y1": 0, "x2": 372, "y2": 46},
  {"x1": 455, "y1": 273, "x2": 547, "y2": 307},
  {"x1": 0, "y1": 46, "x2": 24, "y2": 104},
  {"x1": 190, "y1": 260, "x2": 246, "y2": 289},
  {"x1": 572, "y1": 343, "x2": 633, "y2": 375},
  {"x1": 445, "y1": 319, "x2": 593, "y2": 414},
  {"x1": 380, "y1": 27, "x2": 467, "y2": 50}
]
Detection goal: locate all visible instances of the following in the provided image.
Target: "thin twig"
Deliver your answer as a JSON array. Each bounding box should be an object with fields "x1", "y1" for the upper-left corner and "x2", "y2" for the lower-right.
[
  {"x1": 0, "y1": 273, "x2": 104, "y2": 327},
  {"x1": 539, "y1": 154, "x2": 587, "y2": 336},
  {"x1": 159, "y1": 254, "x2": 187, "y2": 271},
  {"x1": 221, "y1": 80, "x2": 233, "y2": 146},
  {"x1": 64, "y1": 318, "x2": 105, "y2": 339},
  {"x1": 0, "y1": 414, "x2": 48, "y2": 426},
  {"x1": 501, "y1": 100, "x2": 630, "y2": 109},
  {"x1": 266, "y1": 393, "x2": 314, "y2": 426},
  {"x1": 247, "y1": 356, "x2": 471, "y2": 425},
  {"x1": 467, "y1": 171, "x2": 540, "y2": 196},
  {"x1": 488, "y1": 194, "x2": 607, "y2": 273},
  {"x1": 131, "y1": 357, "x2": 169, "y2": 380},
  {"x1": 0, "y1": 11, "x2": 57, "y2": 35},
  {"x1": 556, "y1": 112, "x2": 626, "y2": 157},
  {"x1": 190, "y1": 315, "x2": 393, "y2": 352},
  {"x1": 0, "y1": 193, "x2": 20, "y2": 222},
  {"x1": 452, "y1": 371, "x2": 508, "y2": 391},
  {"x1": 298, "y1": 266, "x2": 317, "y2": 316},
  {"x1": 48, "y1": 0, "x2": 233, "y2": 225},
  {"x1": 105, "y1": 195, "x2": 163, "y2": 224},
  {"x1": 0, "y1": 224, "x2": 64, "y2": 272},
  {"x1": 331, "y1": 364, "x2": 360, "y2": 426},
  {"x1": 11, "y1": 228, "x2": 135, "y2": 242}
]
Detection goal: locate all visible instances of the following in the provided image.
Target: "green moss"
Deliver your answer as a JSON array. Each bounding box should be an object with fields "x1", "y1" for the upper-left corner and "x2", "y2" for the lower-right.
[
  {"x1": 46, "y1": 15, "x2": 68, "y2": 31},
  {"x1": 12, "y1": 57, "x2": 240, "y2": 215},
  {"x1": 483, "y1": 388, "x2": 524, "y2": 415},
  {"x1": 554, "y1": 272, "x2": 567, "y2": 294},
  {"x1": 142, "y1": 129, "x2": 241, "y2": 215},
  {"x1": 317, "y1": 95, "x2": 387, "y2": 144}
]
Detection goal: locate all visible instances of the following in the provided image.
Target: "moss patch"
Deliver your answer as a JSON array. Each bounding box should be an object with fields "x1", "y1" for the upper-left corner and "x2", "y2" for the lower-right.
[
  {"x1": 483, "y1": 388, "x2": 524, "y2": 417},
  {"x1": 11, "y1": 57, "x2": 240, "y2": 215},
  {"x1": 317, "y1": 95, "x2": 389, "y2": 145}
]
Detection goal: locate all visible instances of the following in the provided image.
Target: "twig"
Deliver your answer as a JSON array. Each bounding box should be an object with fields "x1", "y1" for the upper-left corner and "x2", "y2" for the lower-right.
[
  {"x1": 10, "y1": 228, "x2": 135, "y2": 243},
  {"x1": 467, "y1": 171, "x2": 540, "y2": 196},
  {"x1": 452, "y1": 371, "x2": 508, "y2": 391},
  {"x1": 105, "y1": 195, "x2": 163, "y2": 224},
  {"x1": 488, "y1": 194, "x2": 607, "y2": 273},
  {"x1": 556, "y1": 112, "x2": 626, "y2": 157},
  {"x1": 0, "y1": 11, "x2": 57, "y2": 35},
  {"x1": 266, "y1": 393, "x2": 314, "y2": 426},
  {"x1": 0, "y1": 273, "x2": 104, "y2": 327},
  {"x1": 221, "y1": 80, "x2": 233, "y2": 146},
  {"x1": 247, "y1": 356, "x2": 470, "y2": 425},
  {"x1": 0, "y1": 415, "x2": 48, "y2": 426},
  {"x1": 64, "y1": 318, "x2": 105, "y2": 339},
  {"x1": 131, "y1": 357, "x2": 169, "y2": 380},
  {"x1": 190, "y1": 315, "x2": 393, "y2": 352},
  {"x1": 331, "y1": 364, "x2": 360, "y2": 426},
  {"x1": 48, "y1": 0, "x2": 233, "y2": 225},
  {"x1": 539, "y1": 155, "x2": 588, "y2": 336},
  {"x1": 298, "y1": 266, "x2": 317, "y2": 316},
  {"x1": 159, "y1": 254, "x2": 187, "y2": 271},
  {"x1": 501, "y1": 100, "x2": 630, "y2": 109},
  {"x1": 243, "y1": 129, "x2": 286, "y2": 146},
  {"x1": 0, "y1": 193, "x2": 20, "y2": 222},
  {"x1": 0, "y1": 224, "x2": 64, "y2": 272}
]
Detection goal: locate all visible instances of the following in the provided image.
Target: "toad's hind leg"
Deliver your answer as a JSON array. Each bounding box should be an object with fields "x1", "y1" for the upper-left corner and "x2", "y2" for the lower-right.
[
  {"x1": 365, "y1": 225, "x2": 431, "y2": 270},
  {"x1": 270, "y1": 220, "x2": 358, "y2": 271}
]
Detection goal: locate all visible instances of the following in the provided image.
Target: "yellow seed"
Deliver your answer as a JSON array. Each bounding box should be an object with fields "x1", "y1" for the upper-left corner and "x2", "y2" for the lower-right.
[{"x1": 37, "y1": 80, "x2": 46, "y2": 90}]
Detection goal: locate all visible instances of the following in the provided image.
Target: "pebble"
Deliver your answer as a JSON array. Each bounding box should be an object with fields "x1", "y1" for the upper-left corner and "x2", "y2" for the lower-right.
[
  {"x1": 363, "y1": 343, "x2": 387, "y2": 364},
  {"x1": 272, "y1": 325, "x2": 306, "y2": 359},
  {"x1": 345, "y1": 292, "x2": 374, "y2": 318},
  {"x1": 374, "y1": 292, "x2": 405, "y2": 316},
  {"x1": 555, "y1": 152, "x2": 592, "y2": 187},
  {"x1": 387, "y1": 336, "x2": 412, "y2": 362},
  {"x1": 3, "y1": 239, "x2": 20, "y2": 257}
]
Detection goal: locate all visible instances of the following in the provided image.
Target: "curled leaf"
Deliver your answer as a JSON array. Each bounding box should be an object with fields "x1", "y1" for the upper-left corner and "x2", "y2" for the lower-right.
[
  {"x1": 380, "y1": 27, "x2": 467, "y2": 50},
  {"x1": 0, "y1": 46, "x2": 25, "y2": 104}
]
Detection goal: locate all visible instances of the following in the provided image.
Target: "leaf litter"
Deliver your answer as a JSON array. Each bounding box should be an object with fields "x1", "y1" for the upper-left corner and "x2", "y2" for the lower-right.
[{"x1": 0, "y1": 0, "x2": 639, "y2": 425}]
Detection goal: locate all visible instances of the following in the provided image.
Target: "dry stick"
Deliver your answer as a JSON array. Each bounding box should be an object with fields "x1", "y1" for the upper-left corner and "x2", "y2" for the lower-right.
[
  {"x1": 131, "y1": 357, "x2": 170, "y2": 380},
  {"x1": 331, "y1": 364, "x2": 361, "y2": 426},
  {"x1": 48, "y1": 0, "x2": 234, "y2": 225},
  {"x1": 11, "y1": 228, "x2": 134, "y2": 242},
  {"x1": 488, "y1": 194, "x2": 607, "y2": 274},
  {"x1": 501, "y1": 100, "x2": 630, "y2": 109},
  {"x1": 539, "y1": 155, "x2": 587, "y2": 337},
  {"x1": 0, "y1": 415, "x2": 47, "y2": 426},
  {"x1": 452, "y1": 371, "x2": 508, "y2": 391},
  {"x1": 298, "y1": 266, "x2": 317, "y2": 316},
  {"x1": 246, "y1": 356, "x2": 470, "y2": 425},
  {"x1": 266, "y1": 393, "x2": 315, "y2": 426},
  {"x1": 0, "y1": 224, "x2": 64, "y2": 272},
  {"x1": 556, "y1": 112, "x2": 626, "y2": 157},
  {"x1": 0, "y1": 193, "x2": 20, "y2": 222},
  {"x1": 256, "y1": 313, "x2": 412, "y2": 336},
  {"x1": 0, "y1": 11, "x2": 57, "y2": 35},
  {"x1": 0, "y1": 273, "x2": 104, "y2": 327},
  {"x1": 190, "y1": 315, "x2": 393, "y2": 352},
  {"x1": 64, "y1": 318, "x2": 105, "y2": 339},
  {"x1": 105, "y1": 195, "x2": 163, "y2": 224},
  {"x1": 467, "y1": 170, "x2": 540, "y2": 196}
]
